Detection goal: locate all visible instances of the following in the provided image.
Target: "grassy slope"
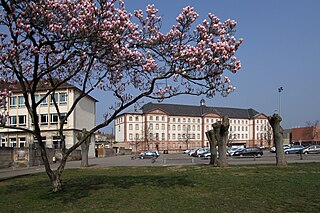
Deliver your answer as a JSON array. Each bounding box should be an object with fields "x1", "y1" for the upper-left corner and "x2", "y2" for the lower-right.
[{"x1": 1, "y1": 163, "x2": 320, "y2": 212}]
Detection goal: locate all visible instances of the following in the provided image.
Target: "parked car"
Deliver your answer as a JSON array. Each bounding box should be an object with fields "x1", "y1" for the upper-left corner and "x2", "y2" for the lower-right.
[
  {"x1": 191, "y1": 148, "x2": 209, "y2": 157},
  {"x1": 270, "y1": 145, "x2": 290, "y2": 153},
  {"x1": 139, "y1": 151, "x2": 159, "y2": 159},
  {"x1": 233, "y1": 147, "x2": 263, "y2": 157},
  {"x1": 303, "y1": 145, "x2": 320, "y2": 154},
  {"x1": 198, "y1": 151, "x2": 211, "y2": 158},
  {"x1": 188, "y1": 148, "x2": 199, "y2": 156},
  {"x1": 183, "y1": 150, "x2": 191, "y2": 154},
  {"x1": 284, "y1": 145, "x2": 304, "y2": 154},
  {"x1": 227, "y1": 147, "x2": 244, "y2": 156}
]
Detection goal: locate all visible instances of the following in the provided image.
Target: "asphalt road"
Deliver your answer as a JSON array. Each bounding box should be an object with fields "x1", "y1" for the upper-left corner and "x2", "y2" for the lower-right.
[{"x1": 1, "y1": 152, "x2": 320, "y2": 179}]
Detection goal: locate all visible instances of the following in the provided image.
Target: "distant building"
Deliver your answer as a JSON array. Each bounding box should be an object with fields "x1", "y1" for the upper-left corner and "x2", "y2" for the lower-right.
[
  {"x1": 95, "y1": 131, "x2": 115, "y2": 148},
  {"x1": 0, "y1": 81, "x2": 97, "y2": 157},
  {"x1": 114, "y1": 101, "x2": 271, "y2": 152},
  {"x1": 292, "y1": 126, "x2": 320, "y2": 146}
]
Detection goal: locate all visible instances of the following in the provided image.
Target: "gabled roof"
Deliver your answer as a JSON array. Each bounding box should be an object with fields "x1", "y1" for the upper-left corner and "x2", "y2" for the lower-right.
[{"x1": 141, "y1": 102, "x2": 261, "y2": 119}]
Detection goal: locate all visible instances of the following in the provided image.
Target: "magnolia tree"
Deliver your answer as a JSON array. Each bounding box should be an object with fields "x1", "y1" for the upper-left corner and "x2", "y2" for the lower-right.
[{"x1": 0, "y1": 0, "x2": 243, "y2": 192}]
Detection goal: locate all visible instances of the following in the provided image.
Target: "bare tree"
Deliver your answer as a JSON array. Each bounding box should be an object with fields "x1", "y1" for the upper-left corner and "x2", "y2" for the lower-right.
[
  {"x1": 268, "y1": 114, "x2": 288, "y2": 167},
  {"x1": 206, "y1": 116, "x2": 229, "y2": 167}
]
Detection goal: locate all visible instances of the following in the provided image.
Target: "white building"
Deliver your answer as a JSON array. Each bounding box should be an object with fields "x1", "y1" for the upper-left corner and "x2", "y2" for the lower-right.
[
  {"x1": 0, "y1": 81, "x2": 97, "y2": 157},
  {"x1": 114, "y1": 101, "x2": 271, "y2": 152}
]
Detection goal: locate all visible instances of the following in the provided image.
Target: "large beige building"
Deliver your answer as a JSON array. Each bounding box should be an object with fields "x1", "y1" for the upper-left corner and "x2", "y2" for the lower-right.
[
  {"x1": 0, "y1": 81, "x2": 97, "y2": 157},
  {"x1": 114, "y1": 101, "x2": 271, "y2": 152}
]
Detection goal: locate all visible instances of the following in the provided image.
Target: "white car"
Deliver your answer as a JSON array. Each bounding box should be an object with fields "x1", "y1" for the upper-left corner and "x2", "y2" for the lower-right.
[{"x1": 303, "y1": 145, "x2": 320, "y2": 154}]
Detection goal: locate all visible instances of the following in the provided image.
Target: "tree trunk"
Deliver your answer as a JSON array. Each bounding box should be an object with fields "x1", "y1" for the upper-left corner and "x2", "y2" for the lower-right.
[
  {"x1": 268, "y1": 114, "x2": 288, "y2": 167},
  {"x1": 206, "y1": 117, "x2": 229, "y2": 167},
  {"x1": 215, "y1": 117, "x2": 229, "y2": 168},
  {"x1": 206, "y1": 131, "x2": 218, "y2": 166},
  {"x1": 77, "y1": 128, "x2": 91, "y2": 167},
  {"x1": 50, "y1": 172, "x2": 62, "y2": 192}
]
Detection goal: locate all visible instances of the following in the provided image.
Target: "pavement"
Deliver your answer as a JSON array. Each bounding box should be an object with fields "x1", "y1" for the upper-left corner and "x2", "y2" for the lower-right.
[{"x1": 1, "y1": 153, "x2": 320, "y2": 180}]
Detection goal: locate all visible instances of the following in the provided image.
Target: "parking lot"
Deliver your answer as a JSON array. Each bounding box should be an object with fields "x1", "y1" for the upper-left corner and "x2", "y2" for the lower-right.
[{"x1": 1, "y1": 151, "x2": 320, "y2": 179}]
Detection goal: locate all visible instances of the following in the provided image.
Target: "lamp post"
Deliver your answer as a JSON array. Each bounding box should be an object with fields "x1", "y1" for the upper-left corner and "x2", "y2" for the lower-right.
[{"x1": 278, "y1": 87, "x2": 283, "y2": 115}]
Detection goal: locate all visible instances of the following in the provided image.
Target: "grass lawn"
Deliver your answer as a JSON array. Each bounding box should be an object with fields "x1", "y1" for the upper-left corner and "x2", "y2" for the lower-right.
[{"x1": 1, "y1": 163, "x2": 320, "y2": 212}]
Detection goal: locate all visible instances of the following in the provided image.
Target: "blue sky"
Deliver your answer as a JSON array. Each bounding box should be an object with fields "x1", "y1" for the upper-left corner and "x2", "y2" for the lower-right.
[{"x1": 94, "y1": 0, "x2": 320, "y2": 131}]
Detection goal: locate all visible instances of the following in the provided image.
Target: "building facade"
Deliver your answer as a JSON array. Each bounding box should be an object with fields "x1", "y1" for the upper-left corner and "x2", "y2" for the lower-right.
[
  {"x1": 292, "y1": 126, "x2": 320, "y2": 146},
  {"x1": 0, "y1": 81, "x2": 97, "y2": 157},
  {"x1": 114, "y1": 101, "x2": 271, "y2": 152}
]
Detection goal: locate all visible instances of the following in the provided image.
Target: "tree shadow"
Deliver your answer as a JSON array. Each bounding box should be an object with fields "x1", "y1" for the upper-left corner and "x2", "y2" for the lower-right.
[{"x1": 43, "y1": 173, "x2": 195, "y2": 204}]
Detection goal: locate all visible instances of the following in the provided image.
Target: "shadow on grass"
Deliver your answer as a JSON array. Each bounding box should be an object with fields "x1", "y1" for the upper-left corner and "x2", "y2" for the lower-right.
[{"x1": 2, "y1": 172, "x2": 195, "y2": 204}]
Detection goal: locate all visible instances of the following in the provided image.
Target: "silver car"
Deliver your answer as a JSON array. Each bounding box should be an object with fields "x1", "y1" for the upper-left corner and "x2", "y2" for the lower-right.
[{"x1": 303, "y1": 145, "x2": 320, "y2": 154}]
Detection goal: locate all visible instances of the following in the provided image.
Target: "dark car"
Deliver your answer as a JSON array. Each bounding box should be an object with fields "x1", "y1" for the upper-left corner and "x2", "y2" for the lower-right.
[
  {"x1": 139, "y1": 151, "x2": 160, "y2": 159},
  {"x1": 284, "y1": 145, "x2": 304, "y2": 154},
  {"x1": 233, "y1": 147, "x2": 263, "y2": 157}
]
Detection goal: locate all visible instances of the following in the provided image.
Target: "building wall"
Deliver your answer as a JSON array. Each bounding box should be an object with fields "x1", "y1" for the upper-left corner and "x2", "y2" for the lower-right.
[
  {"x1": 0, "y1": 87, "x2": 96, "y2": 157},
  {"x1": 292, "y1": 126, "x2": 320, "y2": 145},
  {"x1": 114, "y1": 107, "x2": 271, "y2": 152}
]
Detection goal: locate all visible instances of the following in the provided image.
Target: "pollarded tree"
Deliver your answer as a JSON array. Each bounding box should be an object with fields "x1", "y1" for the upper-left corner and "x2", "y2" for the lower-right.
[{"x1": 0, "y1": 0, "x2": 243, "y2": 192}]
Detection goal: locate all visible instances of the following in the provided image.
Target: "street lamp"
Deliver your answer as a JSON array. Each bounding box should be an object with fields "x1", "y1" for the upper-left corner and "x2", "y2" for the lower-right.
[{"x1": 278, "y1": 87, "x2": 283, "y2": 115}]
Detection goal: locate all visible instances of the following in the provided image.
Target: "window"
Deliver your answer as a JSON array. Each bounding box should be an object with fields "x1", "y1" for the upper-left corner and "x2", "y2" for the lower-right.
[
  {"x1": 10, "y1": 138, "x2": 17, "y2": 147},
  {"x1": 40, "y1": 114, "x2": 48, "y2": 125},
  {"x1": 183, "y1": 118, "x2": 186, "y2": 122},
  {"x1": 178, "y1": 134, "x2": 181, "y2": 139},
  {"x1": 50, "y1": 93, "x2": 58, "y2": 105},
  {"x1": 18, "y1": 96, "x2": 25, "y2": 107},
  {"x1": 188, "y1": 118, "x2": 191, "y2": 122},
  {"x1": 198, "y1": 119, "x2": 200, "y2": 123},
  {"x1": 9, "y1": 116, "x2": 17, "y2": 126},
  {"x1": 129, "y1": 133, "x2": 133, "y2": 140},
  {"x1": 18, "y1": 115, "x2": 26, "y2": 126},
  {"x1": 2, "y1": 137, "x2": 7, "y2": 147},
  {"x1": 178, "y1": 118, "x2": 181, "y2": 122},
  {"x1": 156, "y1": 124, "x2": 159, "y2": 130},
  {"x1": 9, "y1": 96, "x2": 17, "y2": 108},
  {"x1": 155, "y1": 133, "x2": 159, "y2": 140},
  {"x1": 177, "y1": 125, "x2": 181, "y2": 131},
  {"x1": 129, "y1": 124, "x2": 133, "y2": 130},
  {"x1": 60, "y1": 113, "x2": 67, "y2": 124},
  {"x1": 135, "y1": 116, "x2": 139, "y2": 121},
  {"x1": 172, "y1": 134, "x2": 176, "y2": 139},
  {"x1": 50, "y1": 113, "x2": 58, "y2": 124},
  {"x1": 162, "y1": 124, "x2": 165, "y2": 130},
  {"x1": 162, "y1": 133, "x2": 165, "y2": 140},
  {"x1": 149, "y1": 123, "x2": 153, "y2": 130},
  {"x1": 150, "y1": 116, "x2": 153, "y2": 120},
  {"x1": 162, "y1": 116, "x2": 165, "y2": 121},
  {"x1": 129, "y1": 116, "x2": 132, "y2": 121},
  {"x1": 173, "y1": 118, "x2": 176, "y2": 122},
  {"x1": 19, "y1": 137, "x2": 26, "y2": 148},
  {"x1": 197, "y1": 134, "x2": 200, "y2": 139},
  {"x1": 156, "y1": 116, "x2": 159, "y2": 121},
  {"x1": 135, "y1": 133, "x2": 139, "y2": 139},
  {"x1": 172, "y1": 125, "x2": 176, "y2": 130},
  {"x1": 168, "y1": 134, "x2": 170, "y2": 139},
  {"x1": 59, "y1": 93, "x2": 67, "y2": 104},
  {"x1": 52, "y1": 136, "x2": 62, "y2": 149},
  {"x1": 182, "y1": 125, "x2": 186, "y2": 131},
  {"x1": 40, "y1": 94, "x2": 48, "y2": 106},
  {"x1": 135, "y1": 124, "x2": 139, "y2": 130}
]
